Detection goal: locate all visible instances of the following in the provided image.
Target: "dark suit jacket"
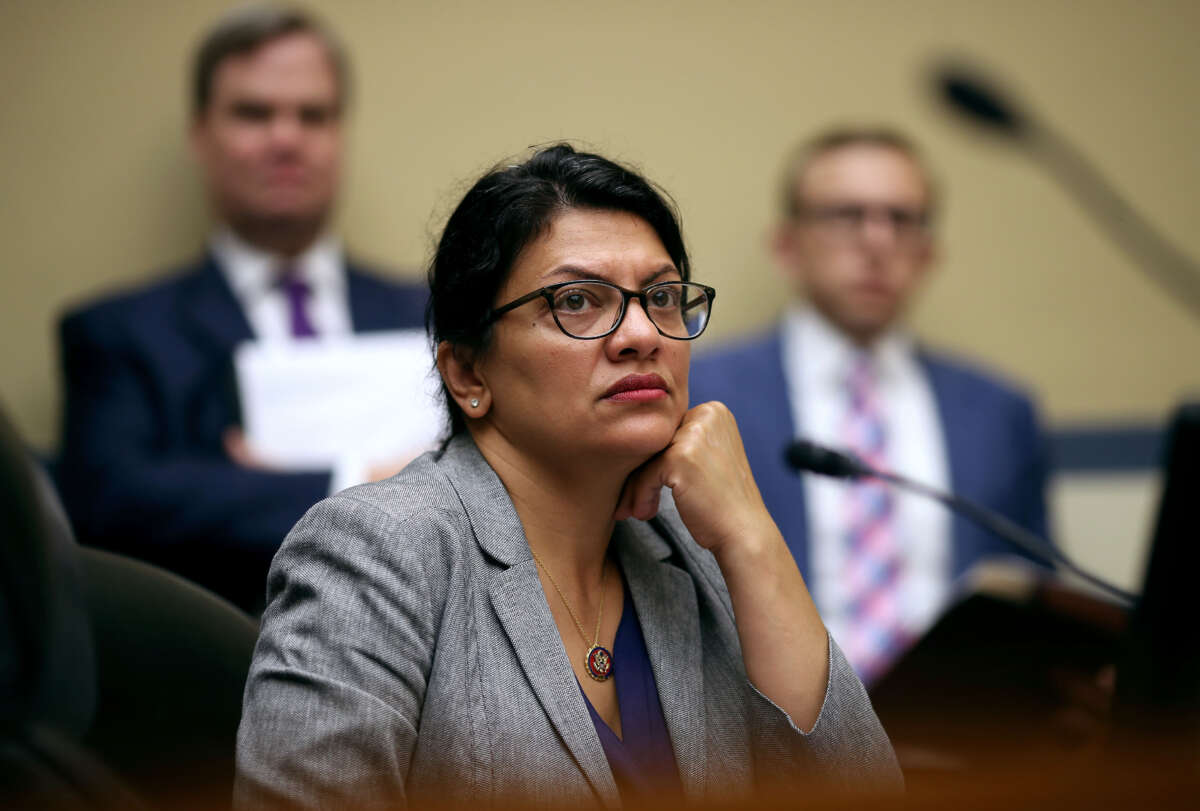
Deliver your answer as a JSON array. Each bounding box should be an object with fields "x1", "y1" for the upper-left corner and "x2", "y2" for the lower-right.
[
  {"x1": 688, "y1": 329, "x2": 1049, "y2": 583},
  {"x1": 56, "y1": 254, "x2": 427, "y2": 610}
]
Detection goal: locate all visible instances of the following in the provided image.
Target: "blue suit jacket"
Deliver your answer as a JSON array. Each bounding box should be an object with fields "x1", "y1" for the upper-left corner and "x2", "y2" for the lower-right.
[
  {"x1": 56, "y1": 255, "x2": 428, "y2": 609},
  {"x1": 688, "y1": 329, "x2": 1049, "y2": 583}
]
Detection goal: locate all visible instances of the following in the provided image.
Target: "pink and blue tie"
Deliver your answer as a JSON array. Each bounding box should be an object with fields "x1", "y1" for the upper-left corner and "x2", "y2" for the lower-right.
[{"x1": 840, "y1": 353, "x2": 909, "y2": 684}]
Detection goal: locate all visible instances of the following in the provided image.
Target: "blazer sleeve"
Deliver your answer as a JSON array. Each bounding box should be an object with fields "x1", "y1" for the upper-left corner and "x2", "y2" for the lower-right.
[
  {"x1": 56, "y1": 308, "x2": 331, "y2": 556},
  {"x1": 235, "y1": 491, "x2": 453, "y2": 809},
  {"x1": 655, "y1": 505, "x2": 903, "y2": 793},
  {"x1": 746, "y1": 636, "x2": 904, "y2": 793}
]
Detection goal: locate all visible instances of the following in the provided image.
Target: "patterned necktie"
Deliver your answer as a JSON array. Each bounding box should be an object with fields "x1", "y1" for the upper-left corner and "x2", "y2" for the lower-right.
[
  {"x1": 279, "y1": 266, "x2": 317, "y2": 338},
  {"x1": 840, "y1": 353, "x2": 908, "y2": 685}
]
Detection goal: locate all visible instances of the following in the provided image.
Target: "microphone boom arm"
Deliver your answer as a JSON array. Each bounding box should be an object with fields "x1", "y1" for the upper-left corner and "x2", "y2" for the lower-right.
[
  {"x1": 1030, "y1": 125, "x2": 1200, "y2": 320},
  {"x1": 785, "y1": 438, "x2": 1135, "y2": 604},
  {"x1": 871, "y1": 467, "x2": 1134, "y2": 603}
]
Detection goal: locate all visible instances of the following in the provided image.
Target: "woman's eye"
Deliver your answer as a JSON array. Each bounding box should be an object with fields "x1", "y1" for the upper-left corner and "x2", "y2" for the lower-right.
[
  {"x1": 649, "y1": 288, "x2": 677, "y2": 308},
  {"x1": 556, "y1": 290, "x2": 593, "y2": 311}
]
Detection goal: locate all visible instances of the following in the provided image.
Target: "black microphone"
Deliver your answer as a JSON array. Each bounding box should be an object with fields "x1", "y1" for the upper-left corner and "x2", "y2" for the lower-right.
[
  {"x1": 784, "y1": 439, "x2": 868, "y2": 479},
  {"x1": 932, "y1": 61, "x2": 1200, "y2": 320},
  {"x1": 936, "y1": 67, "x2": 1028, "y2": 138},
  {"x1": 784, "y1": 438, "x2": 1135, "y2": 604}
]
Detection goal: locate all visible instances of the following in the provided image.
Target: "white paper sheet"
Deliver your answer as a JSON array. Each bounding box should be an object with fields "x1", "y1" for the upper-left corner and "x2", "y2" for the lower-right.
[{"x1": 233, "y1": 330, "x2": 443, "y2": 469}]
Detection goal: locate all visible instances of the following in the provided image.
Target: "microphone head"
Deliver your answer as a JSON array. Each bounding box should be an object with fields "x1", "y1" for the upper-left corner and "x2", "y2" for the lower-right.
[
  {"x1": 935, "y1": 64, "x2": 1028, "y2": 139},
  {"x1": 784, "y1": 440, "x2": 867, "y2": 479}
]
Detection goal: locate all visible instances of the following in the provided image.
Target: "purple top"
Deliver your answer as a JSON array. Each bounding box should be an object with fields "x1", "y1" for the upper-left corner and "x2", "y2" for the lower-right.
[{"x1": 580, "y1": 583, "x2": 683, "y2": 801}]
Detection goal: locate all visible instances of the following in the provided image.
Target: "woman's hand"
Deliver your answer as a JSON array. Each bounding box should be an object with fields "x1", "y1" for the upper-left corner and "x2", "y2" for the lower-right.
[
  {"x1": 613, "y1": 401, "x2": 781, "y2": 559},
  {"x1": 616, "y1": 401, "x2": 831, "y2": 730}
]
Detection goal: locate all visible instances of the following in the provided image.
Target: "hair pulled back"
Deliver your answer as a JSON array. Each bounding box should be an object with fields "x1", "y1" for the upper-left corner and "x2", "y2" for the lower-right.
[{"x1": 427, "y1": 143, "x2": 690, "y2": 436}]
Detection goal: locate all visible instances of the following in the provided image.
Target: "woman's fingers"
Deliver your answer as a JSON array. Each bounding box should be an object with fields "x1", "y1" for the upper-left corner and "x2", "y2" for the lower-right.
[
  {"x1": 613, "y1": 401, "x2": 773, "y2": 550},
  {"x1": 614, "y1": 454, "x2": 667, "y2": 521},
  {"x1": 661, "y1": 402, "x2": 776, "y2": 551}
]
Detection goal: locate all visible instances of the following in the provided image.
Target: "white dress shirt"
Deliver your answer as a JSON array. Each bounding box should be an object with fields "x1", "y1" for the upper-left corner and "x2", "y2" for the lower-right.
[
  {"x1": 210, "y1": 228, "x2": 365, "y2": 494},
  {"x1": 781, "y1": 305, "x2": 952, "y2": 648},
  {"x1": 211, "y1": 228, "x2": 352, "y2": 340}
]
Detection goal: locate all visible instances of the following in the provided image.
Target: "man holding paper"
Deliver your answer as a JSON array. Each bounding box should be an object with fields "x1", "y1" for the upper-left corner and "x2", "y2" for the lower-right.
[{"x1": 55, "y1": 5, "x2": 427, "y2": 611}]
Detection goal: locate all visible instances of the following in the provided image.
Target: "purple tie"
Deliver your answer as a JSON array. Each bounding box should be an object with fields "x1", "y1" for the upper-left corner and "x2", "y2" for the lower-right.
[
  {"x1": 279, "y1": 267, "x2": 317, "y2": 338},
  {"x1": 840, "y1": 353, "x2": 909, "y2": 684}
]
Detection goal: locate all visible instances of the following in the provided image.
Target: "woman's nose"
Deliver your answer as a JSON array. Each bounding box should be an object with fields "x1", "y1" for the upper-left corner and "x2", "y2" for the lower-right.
[{"x1": 608, "y1": 298, "x2": 661, "y2": 356}]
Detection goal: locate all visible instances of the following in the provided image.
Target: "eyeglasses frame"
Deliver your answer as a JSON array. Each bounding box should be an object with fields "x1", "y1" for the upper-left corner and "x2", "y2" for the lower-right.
[
  {"x1": 482, "y1": 279, "x2": 717, "y2": 341},
  {"x1": 794, "y1": 202, "x2": 933, "y2": 243}
]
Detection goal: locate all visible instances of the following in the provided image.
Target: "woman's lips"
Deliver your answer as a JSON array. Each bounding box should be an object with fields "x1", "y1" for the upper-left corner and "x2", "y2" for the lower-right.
[
  {"x1": 603, "y1": 374, "x2": 669, "y2": 402},
  {"x1": 608, "y1": 388, "x2": 669, "y2": 402}
]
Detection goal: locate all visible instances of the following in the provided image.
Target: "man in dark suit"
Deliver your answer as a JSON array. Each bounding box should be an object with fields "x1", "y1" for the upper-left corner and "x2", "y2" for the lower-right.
[
  {"x1": 56, "y1": 5, "x2": 427, "y2": 611},
  {"x1": 690, "y1": 128, "x2": 1049, "y2": 683}
]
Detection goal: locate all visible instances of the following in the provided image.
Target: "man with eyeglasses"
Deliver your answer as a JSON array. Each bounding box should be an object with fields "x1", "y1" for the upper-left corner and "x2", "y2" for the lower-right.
[
  {"x1": 54, "y1": 5, "x2": 427, "y2": 612},
  {"x1": 690, "y1": 127, "x2": 1049, "y2": 685}
]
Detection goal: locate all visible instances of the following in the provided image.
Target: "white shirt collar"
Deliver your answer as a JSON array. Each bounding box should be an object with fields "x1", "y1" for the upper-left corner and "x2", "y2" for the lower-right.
[
  {"x1": 210, "y1": 227, "x2": 344, "y2": 304},
  {"x1": 783, "y1": 304, "x2": 917, "y2": 388}
]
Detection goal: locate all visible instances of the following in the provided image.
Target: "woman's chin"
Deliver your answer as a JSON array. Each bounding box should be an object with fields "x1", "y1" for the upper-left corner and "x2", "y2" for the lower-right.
[{"x1": 595, "y1": 424, "x2": 677, "y2": 466}]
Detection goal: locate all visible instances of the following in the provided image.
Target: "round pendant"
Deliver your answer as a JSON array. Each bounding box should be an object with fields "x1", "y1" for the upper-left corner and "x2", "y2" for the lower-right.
[{"x1": 585, "y1": 644, "x2": 614, "y2": 681}]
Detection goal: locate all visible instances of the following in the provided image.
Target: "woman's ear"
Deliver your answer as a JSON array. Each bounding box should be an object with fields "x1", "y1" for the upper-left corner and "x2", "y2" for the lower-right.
[{"x1": 436, "y1": 340, "x2": 491, "y2": 418}]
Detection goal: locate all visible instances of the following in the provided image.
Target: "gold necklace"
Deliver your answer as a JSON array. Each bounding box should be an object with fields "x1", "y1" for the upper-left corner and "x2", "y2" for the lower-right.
[{"x1": 530, "y1": 548, "x2": 614, "y2": 682}]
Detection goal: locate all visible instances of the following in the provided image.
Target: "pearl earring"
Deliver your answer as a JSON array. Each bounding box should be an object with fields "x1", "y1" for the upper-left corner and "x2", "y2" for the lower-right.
[{"x1": 469, "y1": 398, "x2": 480, "y2": 409}]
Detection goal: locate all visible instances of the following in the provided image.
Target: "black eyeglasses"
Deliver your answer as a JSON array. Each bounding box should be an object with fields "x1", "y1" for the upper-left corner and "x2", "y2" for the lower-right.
[
  {"x1": 798, "y1": 203, "x2": 931, "y2": 243},
  {"x1": 482, "y1": 280, "x2": 716, "y2": 340}
]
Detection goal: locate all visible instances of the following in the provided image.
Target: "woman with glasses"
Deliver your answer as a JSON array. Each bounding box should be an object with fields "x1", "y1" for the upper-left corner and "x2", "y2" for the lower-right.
[{"x1": 235, "y1": 144, "x2": 900, "y2": 809}]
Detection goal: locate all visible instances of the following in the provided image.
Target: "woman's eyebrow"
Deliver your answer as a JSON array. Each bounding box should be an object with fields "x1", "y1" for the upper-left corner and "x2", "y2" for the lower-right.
[
  {"x1": 542, "y1": 265, "x2": 601, "y2": 281},
  {"x1": 642, "y1": 265, "x2": 682, "y2": 285},
  {"x1": 541, "y1": 264, "x2": 681, "y2": 285}
]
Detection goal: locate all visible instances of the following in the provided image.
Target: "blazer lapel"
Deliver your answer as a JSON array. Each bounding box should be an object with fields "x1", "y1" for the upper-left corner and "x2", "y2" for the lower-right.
[
  {"x1": 921, "y1": 354, "x2": 984, "y2": 578},
  {"x1": 748, "y1": 332, "x2": 810, "y2": 578},
  {"x1": 440, "y1": 436, "x2": 618, "y2": 806},
  {"x1": 489, "y1": 567, "x2": 619, "y2": 806},
  {"x1": 176, "y1": 255, "x2": 256, "y2": 351},
  {"x1": 168, "y1": 256, "x2": 256, "y2": 434},
  {"x1": 614, "y1": 518, "x2": 707, "y2": 801}
]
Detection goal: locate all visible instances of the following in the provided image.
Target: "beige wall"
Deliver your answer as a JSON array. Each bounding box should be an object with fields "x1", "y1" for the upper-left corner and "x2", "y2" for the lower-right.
[
  {"x1": 1054, "y1": 471, "x2": 1161, "y2": 592},
  {"x1": 3, "y1": 0, "x2": 1199, "y2": 450}
]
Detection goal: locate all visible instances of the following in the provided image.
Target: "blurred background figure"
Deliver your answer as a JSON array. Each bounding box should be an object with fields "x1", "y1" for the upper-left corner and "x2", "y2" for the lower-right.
[
  {"x1": 690, "y1": 128, "x2": 1049, "y2": 684},
  {"x1": 54, "y1": 4, "x2": 427, "y2": 613}
]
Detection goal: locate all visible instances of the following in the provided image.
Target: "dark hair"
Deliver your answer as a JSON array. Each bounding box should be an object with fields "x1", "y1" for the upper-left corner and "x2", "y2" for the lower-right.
[
  {"x1": 427, "y1": 143, "x2": 690, "y2": 436},
  {"x1": 778, "y1": 126, "x2": 940, "y2": 221},
  {"x1": 191, "y1": 3, "x2": 349, "y2": 115}
]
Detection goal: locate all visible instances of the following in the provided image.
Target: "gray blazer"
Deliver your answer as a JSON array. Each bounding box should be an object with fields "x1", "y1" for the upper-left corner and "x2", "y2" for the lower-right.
[{"x1": 235, "y1": 434, "x2": 900, "y2": 808}]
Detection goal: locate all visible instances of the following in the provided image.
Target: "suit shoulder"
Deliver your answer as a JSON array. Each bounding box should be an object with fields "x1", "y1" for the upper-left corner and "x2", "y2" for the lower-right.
[
  {"x1": 346, "y1": 262, "x2": 426, "y2": 295},
  {"x1": 921, "y1": 348, "x2": 1039, "y2": 412},
  {"x1": 692, "y1": 329, "x2": 779, "y2": 368},
  {"x1": 338, "y1": 453, "x2": 467, "y2": 528},
  {"x1": 345, "y1": 262, "x2": 429, "y2": 331},
  {"x1": 285, "y1": 452, "x2": 472, "y2": 569},
  {"x1": 689, "y1": 328, "x2": 784, "y2": 406},
  {"x1": 59, "y1": 261, "x2": 207, "y2": 331}
]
